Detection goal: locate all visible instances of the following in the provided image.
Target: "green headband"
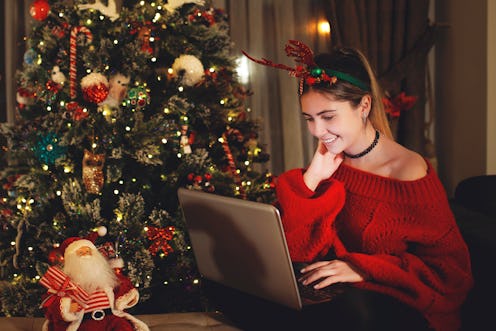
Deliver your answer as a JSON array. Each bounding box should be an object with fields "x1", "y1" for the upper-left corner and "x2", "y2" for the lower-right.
[{"x1": 309, "y1": 67, "x2": 370, "y2": 92}]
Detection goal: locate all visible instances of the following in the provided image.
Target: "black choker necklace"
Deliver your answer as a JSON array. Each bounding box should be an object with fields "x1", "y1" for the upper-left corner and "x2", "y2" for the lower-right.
[{"x1": 344, "y1": 130, "x2": 380, "y2": 159}]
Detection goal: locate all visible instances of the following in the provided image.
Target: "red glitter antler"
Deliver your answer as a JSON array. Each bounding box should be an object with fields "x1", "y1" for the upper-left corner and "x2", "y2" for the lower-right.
[
  {"x1": 241, "y1": 50, "x2": 296, "y2": 73},
  {"x1": 284, "y1": 40, "x2": 316, "y2": 67},
  {"x1": 241, "y1": 40, "x2": 316, "y2": 78}
]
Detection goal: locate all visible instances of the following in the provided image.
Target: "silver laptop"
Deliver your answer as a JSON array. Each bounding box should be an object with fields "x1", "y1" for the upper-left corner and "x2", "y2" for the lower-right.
[{"x1": 177, "y1": 188, "x2": 345, "y2": 310}]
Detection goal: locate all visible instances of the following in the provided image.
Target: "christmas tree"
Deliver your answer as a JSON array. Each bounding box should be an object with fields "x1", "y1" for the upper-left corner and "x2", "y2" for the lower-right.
[{"x1": 0, "y1": 0, "x2": 275, "y2": 317}]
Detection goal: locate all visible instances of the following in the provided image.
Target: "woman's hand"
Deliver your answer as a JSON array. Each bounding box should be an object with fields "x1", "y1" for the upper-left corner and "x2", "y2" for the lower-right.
[
  {"x1": 303, "y1": 141, "x2": 344, "y2": 191},
  {"x1": 298, "y1": 260, "x2": 365, "y2": 289}
]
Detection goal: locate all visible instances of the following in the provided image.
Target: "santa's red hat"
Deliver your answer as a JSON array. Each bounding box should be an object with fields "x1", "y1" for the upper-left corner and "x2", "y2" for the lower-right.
[{"x1": 60, "y1": 226, "x2": 107, "y2": 260}]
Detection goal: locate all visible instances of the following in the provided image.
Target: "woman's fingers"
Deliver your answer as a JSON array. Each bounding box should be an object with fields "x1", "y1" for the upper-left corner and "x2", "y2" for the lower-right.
[{"x1": 299, "y1": 260, "x2": 364, "y2": 288}]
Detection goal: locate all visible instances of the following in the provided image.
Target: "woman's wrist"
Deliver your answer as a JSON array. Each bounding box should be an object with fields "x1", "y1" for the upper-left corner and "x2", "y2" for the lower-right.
[{"x1": 303, "y1": 171, "x2": 321, "y2": 191}]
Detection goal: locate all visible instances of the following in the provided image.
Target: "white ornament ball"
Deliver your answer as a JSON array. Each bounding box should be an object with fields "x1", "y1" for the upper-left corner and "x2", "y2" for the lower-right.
[
  {"x1": 97, "y1": 225, "x2": 107, "y2": 237},
  {"x1": 171, "y1": 54, "x2": 205, "y2": 86}
]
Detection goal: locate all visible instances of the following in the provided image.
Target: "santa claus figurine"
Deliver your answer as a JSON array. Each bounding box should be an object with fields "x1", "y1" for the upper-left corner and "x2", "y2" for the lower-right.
[{"x1": 40, "y1": 230, "x2": 150, "y2": 331}]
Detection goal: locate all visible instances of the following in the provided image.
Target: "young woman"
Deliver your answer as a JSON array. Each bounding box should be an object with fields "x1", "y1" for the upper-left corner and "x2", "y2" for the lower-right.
[{"x1": 240, "y1": 41, "x2": 473, "y2": 331}]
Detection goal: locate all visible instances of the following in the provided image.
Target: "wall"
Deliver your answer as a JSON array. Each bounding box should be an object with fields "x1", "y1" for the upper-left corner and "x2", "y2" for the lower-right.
[
  {"x1": 435, "y1": 0, "x2": 490, "y2": 197},
  {"x1": 488, "y1": 0, "x2": 496, "y2": 173}
]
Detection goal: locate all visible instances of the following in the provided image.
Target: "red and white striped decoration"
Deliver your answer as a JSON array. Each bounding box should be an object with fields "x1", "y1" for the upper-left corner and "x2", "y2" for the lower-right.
[
  {"x1": 221, "y1": 132, "x2": 245, "y2": 197},
  {"x1": 39, "y1": 266, "x2": 90, "y2": 308},
  {"x1": 70, "y1": 26, "x2": 93, "y2": 99},
  {"x1": 84, "y1": 290, "x2": 111, "y2": 311}
]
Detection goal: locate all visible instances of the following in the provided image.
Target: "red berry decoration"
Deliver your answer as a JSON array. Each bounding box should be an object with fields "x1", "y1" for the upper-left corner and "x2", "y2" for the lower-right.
[{"x1": 30, "y1": 0, "x2": 50, "y2": 21}]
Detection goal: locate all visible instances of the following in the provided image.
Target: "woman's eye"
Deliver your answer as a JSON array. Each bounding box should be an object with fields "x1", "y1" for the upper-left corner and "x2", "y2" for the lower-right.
[
  {"x1": 304, "y1": 117, "x2": 313, "y2": 122},
  {"x1": 322, "y1": 116, "x2": 334, "y2": 121}
]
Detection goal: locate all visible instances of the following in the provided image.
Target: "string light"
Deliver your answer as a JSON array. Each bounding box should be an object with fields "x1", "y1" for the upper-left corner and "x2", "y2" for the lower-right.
[{"x1": 115, "y1": 211, "x2": 123, "y2": 222}]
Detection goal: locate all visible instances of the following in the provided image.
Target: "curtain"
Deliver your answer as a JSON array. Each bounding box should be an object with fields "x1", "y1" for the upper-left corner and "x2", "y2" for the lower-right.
[
  {"x1": 323, "y1": 0, "x2": 436, "y2": 155},
  {"x1": 213, "y1": 0, "x2": 326, "y2": 175},
  {"x1": 2, "y1": 0, "x2": 29, "y2": 124}
]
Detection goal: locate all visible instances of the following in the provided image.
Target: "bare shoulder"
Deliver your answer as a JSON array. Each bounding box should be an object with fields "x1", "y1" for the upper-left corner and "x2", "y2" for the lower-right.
[{"x1": 388, "y1": 145, "x2": 428, "y2": 181}]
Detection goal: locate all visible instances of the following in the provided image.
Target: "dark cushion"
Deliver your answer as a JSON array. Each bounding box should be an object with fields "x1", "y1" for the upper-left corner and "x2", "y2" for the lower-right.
[{"x1": 454, "y1": 175, "x2": 496, "y2": 219}]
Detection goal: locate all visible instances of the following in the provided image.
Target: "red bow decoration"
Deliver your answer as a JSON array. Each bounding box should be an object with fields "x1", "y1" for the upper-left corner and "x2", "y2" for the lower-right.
[
  {"x1": 383, "y1": 92, "x2": 418, "y2": 118},
  {"x1": 39, "y1": 266, "x2": 90, "y2": 308},
  {"x1": 146, "y1": 226, "x2": 175, "y2": 256}
]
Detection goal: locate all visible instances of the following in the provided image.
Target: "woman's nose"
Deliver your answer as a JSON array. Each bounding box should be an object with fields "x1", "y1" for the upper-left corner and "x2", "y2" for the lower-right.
[{"x1": 313, "y1": 120, "x2": 327, "y2": 137}]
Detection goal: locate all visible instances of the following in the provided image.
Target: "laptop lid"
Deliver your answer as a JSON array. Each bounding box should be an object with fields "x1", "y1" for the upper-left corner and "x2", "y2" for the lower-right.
[{"x1": 177, "y1": 187, "x2": 303, "y2": 310}]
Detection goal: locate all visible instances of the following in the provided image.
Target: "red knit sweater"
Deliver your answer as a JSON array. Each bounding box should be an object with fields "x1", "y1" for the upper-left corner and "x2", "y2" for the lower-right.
[{"x1": 275, "y1": 161, "x2": 473, "y2": 331}]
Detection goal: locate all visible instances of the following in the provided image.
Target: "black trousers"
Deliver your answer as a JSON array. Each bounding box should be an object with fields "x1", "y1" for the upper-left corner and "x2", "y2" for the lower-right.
[{"x1": 204, "y1": 280, "x2": 433, "y2": 331}]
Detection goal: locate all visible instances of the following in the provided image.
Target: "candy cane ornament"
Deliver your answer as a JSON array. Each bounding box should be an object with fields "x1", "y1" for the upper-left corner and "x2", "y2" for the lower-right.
[
  {"x1": 221, "y1": 132, "x2": 246, "y2": 198},
  {"x1": 70, "y1": 26, "x2": 93, "y2": 99}
]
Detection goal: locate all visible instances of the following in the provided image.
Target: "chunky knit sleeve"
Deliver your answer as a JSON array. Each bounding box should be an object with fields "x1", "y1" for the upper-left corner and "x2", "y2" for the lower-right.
[
  {"x1": 332, "y1": 165, "x2": 473, "y2": 331},
  {"x1": 275, "y1": 168, "x2": 345, "y2": 262}
]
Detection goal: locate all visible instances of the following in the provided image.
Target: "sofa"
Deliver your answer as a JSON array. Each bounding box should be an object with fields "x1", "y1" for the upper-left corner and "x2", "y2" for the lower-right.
[{"x1": 451, "y1": 175, "x2": 496, "y2": 331}]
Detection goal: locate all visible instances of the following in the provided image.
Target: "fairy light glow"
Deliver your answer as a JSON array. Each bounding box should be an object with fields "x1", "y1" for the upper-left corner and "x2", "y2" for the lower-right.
[{"x1": 236, "y1": 56, "x2": 250, "y2": 84}]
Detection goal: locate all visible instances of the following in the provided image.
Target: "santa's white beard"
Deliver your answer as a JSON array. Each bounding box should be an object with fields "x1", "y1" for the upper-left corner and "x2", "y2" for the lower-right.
[{"x1": 63, "y1": 250, "x2": 118, "y2": 293}]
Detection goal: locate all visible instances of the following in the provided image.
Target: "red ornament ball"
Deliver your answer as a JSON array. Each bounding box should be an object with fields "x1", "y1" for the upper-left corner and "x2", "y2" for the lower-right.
[
  {"x1": 30, "y1": 0, "x2": 50, "y2": 21},
  {"x1": 82, "y1": 83, "x2": 109, "y2": 104},
  {"x1": 48, "y1": 246, "x2": 64, "y2": 265}
]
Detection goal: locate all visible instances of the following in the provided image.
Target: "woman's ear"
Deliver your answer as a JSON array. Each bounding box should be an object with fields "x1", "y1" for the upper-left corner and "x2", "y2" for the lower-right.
[{"x1": 359, "y1": 95, "x2": 372, "y2": 117}]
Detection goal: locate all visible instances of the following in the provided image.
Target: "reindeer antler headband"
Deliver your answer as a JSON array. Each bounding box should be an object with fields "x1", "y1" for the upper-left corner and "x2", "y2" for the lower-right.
[{"x1": 242, "y1": 40, "x2": 370, "y2": 95}]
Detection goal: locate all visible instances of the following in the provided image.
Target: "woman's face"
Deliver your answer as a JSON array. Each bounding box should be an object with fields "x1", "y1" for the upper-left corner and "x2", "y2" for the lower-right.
[{"x1": 300, "y1": 90, "x2": 365, "y2": 155}]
